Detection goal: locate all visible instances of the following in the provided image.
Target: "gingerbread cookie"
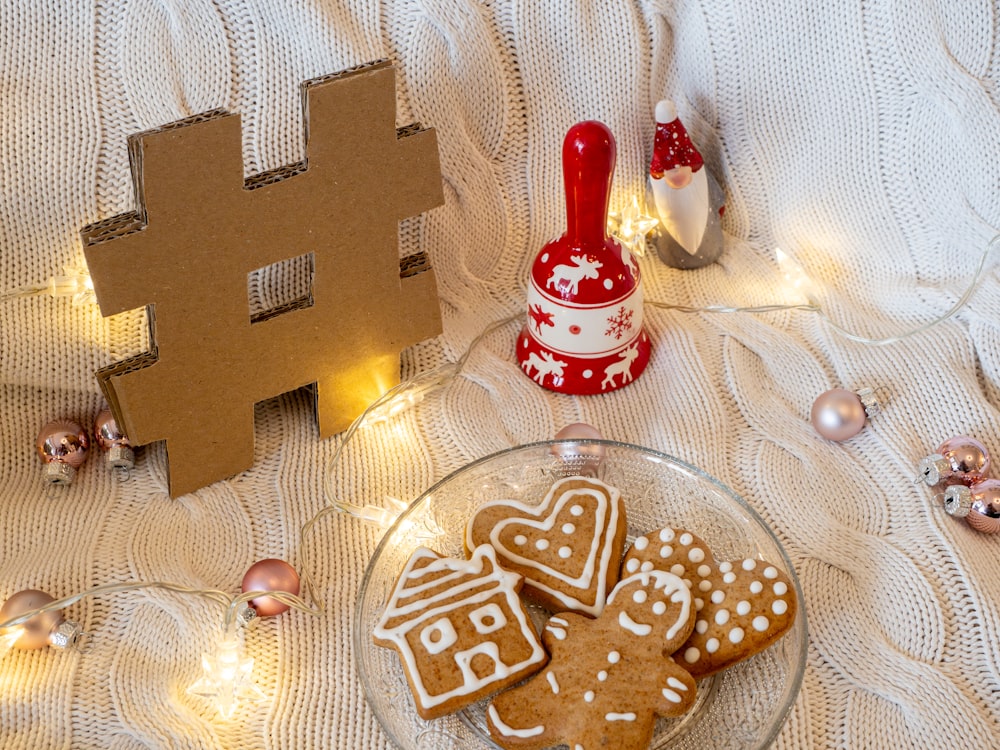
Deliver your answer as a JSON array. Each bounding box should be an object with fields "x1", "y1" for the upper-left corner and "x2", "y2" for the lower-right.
[
  {"x1": 373, "y1": 544, "x2": 548, "y2": 720},
  {"x1": 622, "y1": 527, "x2": 797, "y2": 677},
  {"x1": 465, "y1": 476, "x2": 628, "y2": 617},
  {"x1": 486, "y1": 569, "x2": 697, "y2": 749}
]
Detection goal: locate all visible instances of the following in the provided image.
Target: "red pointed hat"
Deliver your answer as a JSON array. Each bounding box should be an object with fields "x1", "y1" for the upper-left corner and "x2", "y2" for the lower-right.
[{"x1": 649, "y1": 100, "x2": 703, "y2": 178}]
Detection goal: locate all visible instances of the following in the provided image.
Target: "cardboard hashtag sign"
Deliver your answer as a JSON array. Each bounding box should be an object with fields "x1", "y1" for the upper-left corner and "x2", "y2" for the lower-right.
[{"x1": 82, "y1": 60, "x2": 443, "y2": 497}]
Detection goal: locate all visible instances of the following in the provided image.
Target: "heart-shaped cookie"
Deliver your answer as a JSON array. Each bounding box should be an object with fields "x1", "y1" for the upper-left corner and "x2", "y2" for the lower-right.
[
  {"x1": 622, "y1": 527, "x2": 798, "y2": 677},
  {"x1": 466, "y1": 476, "x2": 627, "y2": 616}
]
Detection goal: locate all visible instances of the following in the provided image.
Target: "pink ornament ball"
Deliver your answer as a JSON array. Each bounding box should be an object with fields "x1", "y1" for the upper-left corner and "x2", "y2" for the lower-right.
[
  {"x1": 241, "y1": 559, "x2": 300, "y2": 617},
  {"x1": 945, "y1": 478, "x2": 1000, "y2": 534},
  {"x1": 36, "y1": 420, "x2": 89, "y2": 484},
  {"x1": 94, "y1": 409, "x2": 135, "y2": 470},
  {"x1": 0, "y1": 589, "x2": 62, "y2": 649},
  {"x1": 937, "y1": 435, "x2": 990, "y2": 485},
  {"x1": 551, "y1": 422, "x2": 606, "y2": 473},
  {"x1": 810, "y1": 389, "x2": 868, "y2": 441}
]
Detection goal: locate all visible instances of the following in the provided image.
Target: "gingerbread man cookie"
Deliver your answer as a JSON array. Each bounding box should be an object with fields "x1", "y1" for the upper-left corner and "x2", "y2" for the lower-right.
[
  {"x1": 622, "y1": 527, "x2": 797, "y2": 677},
  {"x1": 486, "y1": 569, "x2": 697, "y2": 750},
  {"x1": 466, "y1": 476, "x2": 627, "y2": 617}
]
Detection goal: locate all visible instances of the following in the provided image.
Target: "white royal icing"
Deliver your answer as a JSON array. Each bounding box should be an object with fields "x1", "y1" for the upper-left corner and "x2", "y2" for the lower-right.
[
  {"x1": 584, "y1": 690, "x2": 595, "y2": 703},
  {"x1": 752, "y1": 615, "x2": 770, "y2": 631},
  {"x1": 619, "y1": 610, "x2": 653, "y2": 636},
  {"x1": 476, "y1": 477, "x2": 623, "y2": 617},
  {"x1": 547, "y1": 670, "x2": 560, "y2": 694},
  {"x1": 662, "y1": 688, "x2": 683, "y2": 704},
  {"x1": 606, "y1": 712, "x2": 637, "y2": 722},
  {"x1": 488, "y1": 705, "x2": 544, "y2": 738},
  {"x1": 374, "y1": 545, "x2": 546, "y2": 712},
  {"x1": 772, "y1": 599, "x2": 788, "y2": 615}
]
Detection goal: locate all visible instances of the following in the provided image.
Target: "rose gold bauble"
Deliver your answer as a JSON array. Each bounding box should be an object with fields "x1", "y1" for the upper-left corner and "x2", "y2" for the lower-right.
[
  {"x1": 241, "y1": 559, "x2": 300, "y2": 617},
  {"x1": 94, "y1": 409, "x2": 135, "y2": 470},
  {"x1": 551, "y1": 422, "x2": 606, "y2": 475},
  {"x1": 919, "y1": 435, "x2": 991, "y2": 487},
  {"x1": 810, "y1": 389, "x2": 868, "y2": 441},
  {"x1": 36, "y1": 421, "x2": 90, "y2": 484},
  {"x1": 0, "y1": 589, "x2": 61, "y2": 649},
  {"x1": 944, "y1": 478, "x2": 1000, "y2": 533}
]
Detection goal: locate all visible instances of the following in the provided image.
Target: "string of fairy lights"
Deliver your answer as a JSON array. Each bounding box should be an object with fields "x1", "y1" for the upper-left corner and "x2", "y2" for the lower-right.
[{"x1": 0, "y1": 207, "x2": 996, "y2": 719}]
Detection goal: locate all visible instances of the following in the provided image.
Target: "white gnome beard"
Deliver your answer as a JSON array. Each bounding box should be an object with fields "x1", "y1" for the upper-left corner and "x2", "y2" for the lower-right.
[{"x1": 651, "y1": 167, "x2": 709, "y2": 256}]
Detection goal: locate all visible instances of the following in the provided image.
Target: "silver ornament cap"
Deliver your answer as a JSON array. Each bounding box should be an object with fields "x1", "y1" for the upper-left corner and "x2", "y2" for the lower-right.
[
  {"x1": 918, "y1": 454, "x2": 949, "y2": 486},
  {"x1": 943, "y1": 485, "x2": 972, "y2": 518},
  {"x1": 856, "y1": 388, "x2": 880, "y2": 419},
  {"x1": 48, "y1": 620, "x2": 84, "y2": 650}
]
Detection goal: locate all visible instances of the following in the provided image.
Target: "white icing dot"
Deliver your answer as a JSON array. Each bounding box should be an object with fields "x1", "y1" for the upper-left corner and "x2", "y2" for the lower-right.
[
  {"x1": 662, "y1": 688, "x2": 683, "y2": 704},
  {"x1": 742, "y1": 559, "x2": 757, "y2": 571},
  {"x1": 660, "y1": 545, "x2": 674, "y2": 558},
  {"x1": 597, "y1": 670, "x2": 608, "y2": 682},
  {"x1": 608, "y1": 651, "x2": 620, "y2": 664},
  {"x1": 536, "y1": 539, "x2": 550, "y2": 551},
  {"x1": 695, "y1": 619, "x2": 709, "y2": 634},
  {"x1": 697, "y1": 565, "x2": 712, "y2": 578},
  {"x1": 640, "y1": 561, "x2": 654, "y2": 572},
  {"x1": 633, "y1": 536, "x2": 648, "y2": 551},
  {"x1": 715, "y1": 609, "x2": 730, "y2": 626},
  {"x1": 582, "y1": 369, "x2": 593, "y2": 379},
  {"x1": 772, "y1": 599, "x2": 788, "y2": 615},
  {"x1": 514, "y1": 535, "x2": 527, "y2": 546},
  {"x1": 679, "y1": 532, "x2": 693, "y2": 546},
  {"x1": 633, "y1": 590, "x2": 648, "y2": 603},
  {"x1": 694, "y1": 597, "x2": 704, "y2": 610},
  {"x1": 683, "y1": 647, "x2": 700, "y2": 664},
  {"x1": 736, "y1": 600, "x2": 751, "y2": 616},
  {"x1": 749, "y1": 581, "x2": 764, "y2": 594},
  {"x1": 729, "y1": 627, "x2": 745, "y2": 644},
  {"x1": 705, "y1": 638, "x2": 720, "y2": 654},
  {"x1": 773, "y1": 581, "x2": 788, "y2": 596},
  {"x1": 688, "y1": 547, "x2": 706, "y2": 563},
  {"x1": 625, "y1": 558, "x2": 640, "y2": 573},
  {"x1": 723, "y1": 572, "x2": 737, "y2": 584},
  {"x1": 659, "y1": 528, "x2": 675, "y2": 542},
  {"x1": 540, "y1": 253, "x2": 550, "y2": 263},
  {"x1": 558, "y1": 546, "x2": 572, "y2": 559},
  {"x1": 570, "y1": 505, "x2": 584, "y2": 517},
  {"x1": 562, "y1": 523, "x2": 575, "y2": 534},
  {"x1": 698, "y1": 580, "x2": 712, "y2": 592},
  {"x1": 711, "y1": 590, "x2": 725, "y2": 604},
  {"x1": 584, "y1": 690, "x2": 595, "y2": 703},
  {"x1": 764, "y1": 566, "x2": 778, "y2": 579},
  {"x1": 652, "y1": 601, "x2": 666, "y2": 615},
  {"x1": 603, "y1": 278, "x2": 613, "y2": 290},
  {"x1": 752, "y1": 615, "x2": 770, "y2": 632},
  {"x1": 670, "y1": 563, "x2": 685, "y2": 577},
  {"x1": 719, "y1": 561, "x2": 733, "y2": 573}
]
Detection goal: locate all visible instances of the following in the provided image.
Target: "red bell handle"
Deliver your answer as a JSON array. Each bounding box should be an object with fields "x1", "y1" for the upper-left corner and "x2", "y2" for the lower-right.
[{"x1": 562, "y1": 120, "x2": 616, "y2": 248}]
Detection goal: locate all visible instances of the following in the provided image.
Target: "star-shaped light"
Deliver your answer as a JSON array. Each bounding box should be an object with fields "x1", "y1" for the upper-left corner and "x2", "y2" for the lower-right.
[
  {"x1": 608, "y1": 195, "x2": 658, "y2": 258},
  {"x1": 188, "y1": 635, "x2": 265, "y2": 719},
  {"x1": 774, "y1": 248, "x2": 820, "y2": 305}
]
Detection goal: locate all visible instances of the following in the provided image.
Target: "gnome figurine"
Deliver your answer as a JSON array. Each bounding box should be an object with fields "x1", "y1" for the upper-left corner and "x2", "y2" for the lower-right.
[{"x1": 647, "y1": 99, "x2": 725, "y2": 269}]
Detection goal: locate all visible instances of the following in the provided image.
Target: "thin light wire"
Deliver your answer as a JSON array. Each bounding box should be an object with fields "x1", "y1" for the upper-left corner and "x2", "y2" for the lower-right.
[
  {"x1": 0, "y1": 580, "x2": 319, "y2": 637},
  {"x1": 647, "y1": 233, "x2": 997, "y2": 346}
]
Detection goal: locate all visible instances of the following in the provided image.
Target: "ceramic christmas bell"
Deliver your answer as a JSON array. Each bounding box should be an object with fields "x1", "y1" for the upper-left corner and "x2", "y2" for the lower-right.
[
  {"x1": 517, "y1": 120, "x2": 651, "y2": 394},
  {"x1": 647, "y1": 99, "x2": 725, "y2": 269}
]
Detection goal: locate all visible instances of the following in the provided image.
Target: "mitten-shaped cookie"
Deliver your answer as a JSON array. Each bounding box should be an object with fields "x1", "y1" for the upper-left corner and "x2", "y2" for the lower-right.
[
  {"x1": 623, "y1": 527, "x2": 797, "y2": 677},
  {"x1": 486, "y1": 569, "x2": 696, "y2": 749},
  {"x1": 466, "y1": 476, "x2": 627, "y2": 616}
]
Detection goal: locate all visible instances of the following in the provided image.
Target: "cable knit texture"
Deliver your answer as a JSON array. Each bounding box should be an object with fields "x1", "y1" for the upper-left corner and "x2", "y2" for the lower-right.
[{"x1": 1, "y1": 1, "x2": 999, "y2": 748}]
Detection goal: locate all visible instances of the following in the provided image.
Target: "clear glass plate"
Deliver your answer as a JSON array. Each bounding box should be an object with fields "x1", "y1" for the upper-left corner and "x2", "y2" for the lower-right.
[{"x1": 354, "y1": 440, "x2": 807, "y2": 750}]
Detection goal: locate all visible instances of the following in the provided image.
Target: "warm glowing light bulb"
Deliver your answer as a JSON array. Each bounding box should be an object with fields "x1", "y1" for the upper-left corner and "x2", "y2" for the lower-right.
[
  {"x1": 0, "y1": 627, "x2": 24, "y2": 660},
  {"x1": 188, "y1": 635, "x2": 265, "y2": 718},
  {"x1": 774, "y1": 247, "x2": 820, "y2": 305},
  {"x1": 608, "y1": 195, "x2": 658, "y2": 258}
]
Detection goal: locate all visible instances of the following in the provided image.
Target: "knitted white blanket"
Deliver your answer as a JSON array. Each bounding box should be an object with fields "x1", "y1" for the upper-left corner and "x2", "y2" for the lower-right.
[{"x1": 2, "y1": 1, "x2": 998, "y2": 747}]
